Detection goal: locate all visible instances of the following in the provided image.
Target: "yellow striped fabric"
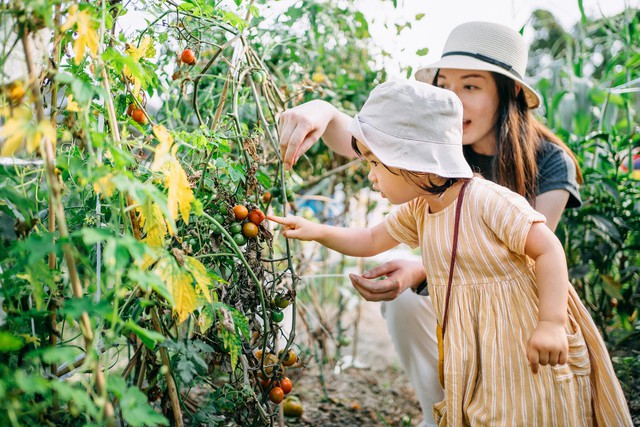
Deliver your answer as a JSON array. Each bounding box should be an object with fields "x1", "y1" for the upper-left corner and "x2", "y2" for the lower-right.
[{"x1": 385, "y1": 178, "x2": 632, "y2": 426}]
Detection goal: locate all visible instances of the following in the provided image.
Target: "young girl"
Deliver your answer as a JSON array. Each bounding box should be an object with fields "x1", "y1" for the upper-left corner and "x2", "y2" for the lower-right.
[{"x1": 269, "y1": 80, "x2": 631, "y2": 426}]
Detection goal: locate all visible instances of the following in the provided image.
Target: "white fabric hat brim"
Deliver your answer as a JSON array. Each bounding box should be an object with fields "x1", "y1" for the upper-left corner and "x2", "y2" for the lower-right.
[
  {"x1": 415, "y1": 55, "x2": 542, "y2": 109},
  {"x1": 349, "y1": 115, "x2": 473, "y2": 179}
]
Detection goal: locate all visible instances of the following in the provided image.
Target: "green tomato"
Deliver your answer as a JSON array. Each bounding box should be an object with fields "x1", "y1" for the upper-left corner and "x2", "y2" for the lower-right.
[
  {"x1": 251, "y1": 70, "x2": 265, "y2": 83},
  {"x1": 232, "y1": 233, "x2": 247, "y2": 246},
  {"x1": 271, "y1": 310, "x2": 284, "y2": 323},
  {"x1": 213, "y1": 213, "x2": 225, "y2": 225},
  {"x1": 270, "y1": 186, "x2": 282, "y2": 197},
  {"x1": 229, "y1": 222, "x2": 243, "y2": 234},
  {"x1": 274, "y1": 296, "x2": 290, "y2": 309},
  {"x1": 218, "y1": 204, "x2": 228, "y2": 215}
]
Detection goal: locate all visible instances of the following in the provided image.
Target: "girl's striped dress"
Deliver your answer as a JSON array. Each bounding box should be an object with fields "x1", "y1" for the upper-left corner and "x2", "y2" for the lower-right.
[{"x1": 385, "y1": 178, "x2": 631, "y2": 426}]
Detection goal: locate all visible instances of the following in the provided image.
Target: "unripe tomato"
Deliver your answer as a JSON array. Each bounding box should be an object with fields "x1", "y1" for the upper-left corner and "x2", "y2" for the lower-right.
[
  {"x1": 229, "y1": 222, "x2": 243, "y2": 234},
  {"x1": 212, "y1": 213, "x2": 225, "y2": 225},
  {"x1": 279, "y1": 349, "x2": 297, "y2": 367},
  {"x1": 131, "y1": 108, "x2": 147, "y2": 125},
  {"x1": 274, "y1": 295, "x2": 290, "y2": 309},
  {"x1": 233, "y1": 233, "x2": 247, "y2": 246},
  {"x1": 262, "y1": 353, "x2": 280, "y2": 375},
  {"x1": 243, "y1": 222, "x2": 259, "y2": 238},
  {"x1": 280, "y1": 377, "x2": 293, "y2": 394},
  {"x1": 248, "y1": 209, "x2": 265, "y2": 226},
  {"x1": 181, "y1": 48, "x2": 196, "y2": 65},
  {"x1": 283, "y1": 396, "x2": 303, "y2": 417},
  {"x1": 233, "y1": 204, "x2": 248, "y2": 220},
  {"x1": 262, "y1": 191, "x2": 272, "y2": 204},
  {"x1": 251, "y1": 70, "x2": 264, "y2": 83},
  {"x1": 269, "y1": 387, "x2": 284, "y2": 404},
  {"x1": 271, "y1": 310, "x2": 284, "y2": 323},
  {"x1": 218, "y1": 204, "x2": 228, "y2": 215}
]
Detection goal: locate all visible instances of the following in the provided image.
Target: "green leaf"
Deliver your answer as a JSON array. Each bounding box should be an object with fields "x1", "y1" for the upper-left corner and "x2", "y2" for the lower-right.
[
  {"x1": 125, "y1": 320, "x2": 165, "y2": 350},
  {"x1": 415, "y1": 13, "x2": 425, "y2": 21},
  {"x1": 108, "y1": 376, "x2": 169, "y2": 426},
  {"x1": 416, "y1": 48, "x2": 429, "y2": 56},
  {"x1": 0, "y1": 332, "x2": 24, "y2": 352}
]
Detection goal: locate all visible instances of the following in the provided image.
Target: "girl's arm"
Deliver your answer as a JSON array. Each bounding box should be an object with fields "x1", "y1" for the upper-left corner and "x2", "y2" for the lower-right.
[
  {"x1": 524, "y1": 221, "x2": 569, "y2": 373},
  {"x1": 534, "y1": 189, "x2": 570, "y2": 231},
  {"x1": 267, "y1": 214, "x2": 400, "y2": 257}
]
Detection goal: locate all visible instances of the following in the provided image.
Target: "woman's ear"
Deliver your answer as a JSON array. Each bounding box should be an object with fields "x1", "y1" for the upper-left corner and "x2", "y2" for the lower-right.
[{"x1": 514, "y1": 82, "x2": 523, "y2": 97}]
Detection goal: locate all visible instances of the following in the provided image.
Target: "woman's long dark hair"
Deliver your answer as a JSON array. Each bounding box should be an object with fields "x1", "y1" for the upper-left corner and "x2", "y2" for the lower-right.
[{"x1": 493, "y1": 73, "x2": 583, "y2": 203}]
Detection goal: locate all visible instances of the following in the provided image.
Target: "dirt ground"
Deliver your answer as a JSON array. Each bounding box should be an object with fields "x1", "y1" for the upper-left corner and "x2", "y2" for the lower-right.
[{"x1": 283, "y1": 300, "x2": 423, "y2": 427}]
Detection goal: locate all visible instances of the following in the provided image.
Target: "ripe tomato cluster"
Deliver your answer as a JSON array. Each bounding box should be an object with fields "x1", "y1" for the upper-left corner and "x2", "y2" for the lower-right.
[
  {"x1": 209, "y1": 200, "x2": 266, "y2": 246},
  {"x1": 254, "y1": 349, "x2": 298, "y2": 404}
]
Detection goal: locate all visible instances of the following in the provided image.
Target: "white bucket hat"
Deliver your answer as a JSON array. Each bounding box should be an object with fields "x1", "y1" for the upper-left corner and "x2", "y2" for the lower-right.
[
  {"x1": 415, "y1": 21, "x2": 542, "y2": 109},
  {"x1": 348, "y1": 80, "x2": 473, "y2": 178}
]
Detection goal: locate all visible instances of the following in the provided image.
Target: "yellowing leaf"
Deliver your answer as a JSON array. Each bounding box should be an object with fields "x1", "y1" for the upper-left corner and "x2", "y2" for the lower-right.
[
  {"x1": 125, "y1": 36, "x2": 154, "y2": 61},
  {"x1": 150, "y1": 125, "x2": 194, "y2": 223},
  {"x1": 94, "y1": 173, "x2": 115, "y2": 197},
  {"x1": 185, "y1": 256, "x2": 212, "y2": 303},
  {"x1": 62, "y1": 5, "x2": 99, "y2": 65},
  {"x1": 137, "y1": 201, "x2": 168, "y2": 247},
  {"x1": 65, "y1": 95, "x2": 80, "y2": 112},
  {"x1": 151, "y1": 125, "x2": 174, "y2": 171},
  {"x1": 34, "y1": 121, "x2": 56, "y2": 154},
  {"x1": 123, "y1": 36, "x2": 154, "y2": 96},
  {"x1": 167, "y1": 158, "x2": 194, "y2": 224},
  {"x1": 154, "y1": 257, "x2": 197, "y2": 324},
  {"x1": 0, "y1": 116, "x2": 30, "y2": 156}
]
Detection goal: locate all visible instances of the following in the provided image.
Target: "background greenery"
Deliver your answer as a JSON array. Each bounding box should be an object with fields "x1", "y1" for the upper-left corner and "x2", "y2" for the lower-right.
[{"x1": 0, "y1": 1, "x2": 638, "y2": 425}]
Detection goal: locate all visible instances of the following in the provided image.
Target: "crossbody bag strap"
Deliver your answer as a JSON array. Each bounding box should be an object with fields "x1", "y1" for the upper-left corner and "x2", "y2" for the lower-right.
[{"x1": 441, "y1": 179, "x2": 470, "y2": 335}]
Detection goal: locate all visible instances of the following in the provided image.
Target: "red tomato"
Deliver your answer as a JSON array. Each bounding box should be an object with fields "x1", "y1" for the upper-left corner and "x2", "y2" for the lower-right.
[
  {"x1": 131, "y1": 108, "x2": 147, "y2": 125},
  {"x1": 269, "y1": 387, "x2": 284, "y2": 404},
  {"x1": 248, "y1": 209, "x2": 265, "y2": 226},
  {"x1": 181, "y1": 49, "x2": 196, "y2": 65},
  {"x1": 280, "y1": 377, "x2": 293, "y2": 394}
]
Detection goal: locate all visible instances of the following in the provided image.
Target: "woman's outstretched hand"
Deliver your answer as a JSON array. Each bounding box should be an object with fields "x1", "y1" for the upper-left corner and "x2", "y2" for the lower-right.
[
  {"x1": 267, "y1": 214, "x2": 321, "y2": 241},
  {"x1": 526, "y1": 321, "x2": 569, "y2": 374},
  {"x1": 279, "y1": 100, "x2": 334, "y2": 170},
  {"x1": 349, "y1": 259, "x2": 426, "y2": 302}
]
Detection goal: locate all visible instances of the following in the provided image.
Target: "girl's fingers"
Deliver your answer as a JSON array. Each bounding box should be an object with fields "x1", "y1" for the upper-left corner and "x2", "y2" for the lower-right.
[
  {"x1": 267, "y1": 214, "x2": 288, "y2": 225},
  {"x1": 527, "y1": 347, "x2": 540, "y2": 374}
]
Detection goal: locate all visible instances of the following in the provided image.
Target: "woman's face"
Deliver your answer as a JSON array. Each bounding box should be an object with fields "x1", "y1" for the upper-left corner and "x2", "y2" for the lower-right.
[{"x1": 436, "y1": 69, "x2": 500, "y2": 153}]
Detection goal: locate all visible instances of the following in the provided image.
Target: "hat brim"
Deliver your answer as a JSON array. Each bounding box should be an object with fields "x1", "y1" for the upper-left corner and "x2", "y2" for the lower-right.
[
  {"x1": 415, "y1": 55, "x2": 541, "y2": 109},
  {"x1": 349, "y1": 116, "x2": 473, "y2": 179}
]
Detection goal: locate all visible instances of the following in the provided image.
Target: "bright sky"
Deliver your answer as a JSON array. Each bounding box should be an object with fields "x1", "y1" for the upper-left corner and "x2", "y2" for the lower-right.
[{"x1": 356, "y1": 0, "x2": 638, "y2": 77}]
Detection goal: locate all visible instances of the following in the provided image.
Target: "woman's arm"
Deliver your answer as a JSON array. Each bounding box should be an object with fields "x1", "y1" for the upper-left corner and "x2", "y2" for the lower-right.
[
  {"x1": 534, "y1": 189, "x2": 570, "y2": 231},
  {"x1": 267, "y1": 215, "x2": 400, "y2": 257},
  {"x1": 278, "y1": 100, "x2": 356, "y2": 169},
  {"x1": 523, "y1": 221, "x2": 569, "y2": 373}
]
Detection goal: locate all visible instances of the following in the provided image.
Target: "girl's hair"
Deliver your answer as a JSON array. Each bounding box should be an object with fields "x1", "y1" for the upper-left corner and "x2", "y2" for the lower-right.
[
  {"x1": 351, "y1": 137, "x2": 459, "y2": 196},
  {"x1": 433, "y1": 71, "x2": 583, "y2": 203}
]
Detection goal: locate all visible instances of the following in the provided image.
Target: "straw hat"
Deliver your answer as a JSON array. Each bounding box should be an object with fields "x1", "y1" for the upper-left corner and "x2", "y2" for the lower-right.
[
  {"x1": 348, "y1": 80, "x2": 473, "y2": 178},
  {"x1": 415, "y1": 21, "x2": 542, "y2": 109}
]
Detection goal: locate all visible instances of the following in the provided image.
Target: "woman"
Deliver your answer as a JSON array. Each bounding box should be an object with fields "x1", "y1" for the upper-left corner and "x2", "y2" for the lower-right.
[{"x1": 278, "y1": 21, "x2": 583, "y2": 427}]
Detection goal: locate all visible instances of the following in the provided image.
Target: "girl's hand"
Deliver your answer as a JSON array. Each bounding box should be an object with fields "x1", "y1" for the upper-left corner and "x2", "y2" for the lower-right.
[
  {"x1": 526, "y1": 321, "x2": 568, "y2": 374},
  {"x1": 267, "y1": 214, "x2": 321, "y2": 241}
]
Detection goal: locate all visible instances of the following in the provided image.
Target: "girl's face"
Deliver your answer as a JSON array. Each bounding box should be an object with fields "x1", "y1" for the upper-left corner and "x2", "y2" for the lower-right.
[
  {"x1": 436, "y1": 68, "x2": 500, "y2": 153},
  {"x1": 356, "y1": 142, "x2": 423, "y2": 205}
]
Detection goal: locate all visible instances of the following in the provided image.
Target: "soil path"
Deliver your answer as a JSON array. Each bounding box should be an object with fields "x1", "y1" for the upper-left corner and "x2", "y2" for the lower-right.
[{"x1": 285, "y1": 299, "x2": 423, "y2": 426}]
